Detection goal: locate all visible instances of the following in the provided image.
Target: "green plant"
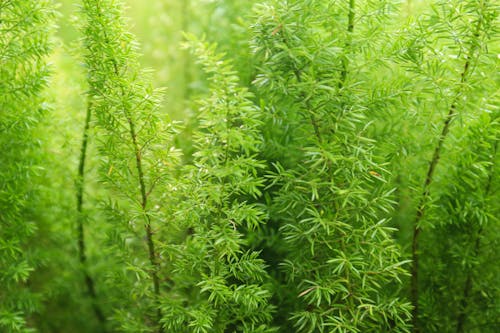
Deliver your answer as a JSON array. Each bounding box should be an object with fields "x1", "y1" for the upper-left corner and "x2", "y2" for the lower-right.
[
  {"x1": 419, "y1": 113, "x2": 499, "y2": 333},
  {"x1": 2, "y1": 1, "x2": 499, "y2": 332},
  {"x1": 79, "y1": 0, "x2": 180, "y2": 331},
  {"x1": 392, "y1": 2, "x2": 499, "y2": 331},
  {"x1": 0, "y1": 1, "x2": 54, "y2": 331},
  {"x1": 251, "y1": 1, "x2": 412, "y2": 331},
  {"x1": 159, "y1": 36, "x2": 275, "y2": 333}
]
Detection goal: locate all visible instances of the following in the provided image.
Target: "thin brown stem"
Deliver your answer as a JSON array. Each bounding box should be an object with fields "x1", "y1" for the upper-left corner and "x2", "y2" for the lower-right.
[
  {"x1": 410, "y1": 12, "x2": 484, "y2": 333},
  {"x1": 93, "y1": 2, "x2": 164, "y2": 331},
  {"x1": 117, "y1": 67, "x2": 164, "y2": 333},
  {"x1": 76, "y1": 100, "x2": 106, "y2": 328},
  {"x1": 277, "y1": 20, "x2": 322, "y2": 143},
  {"x1": 455, "y1": 140, "x2": 497, "y2": 333},
  {"x1": 333, "y1": 0, "x2": 356, "y2": 136},
  {"x1": 338, "y1": 0, "x2": 355, "y2": 90},
  {"x1": 292, "y1": 68, "x2": 322, "y2": 143},
  {"x1": 128, "y1": 115, "x2": 163, "y2": 333}
]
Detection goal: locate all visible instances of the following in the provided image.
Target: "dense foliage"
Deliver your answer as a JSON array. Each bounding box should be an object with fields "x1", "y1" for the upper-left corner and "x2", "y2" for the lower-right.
[
  {"x1": 0, "y1": 1, "x2": 55, "y2": 331},
  {"x1": 0, "y1": 0, "x2": 498, "y2": 332}
]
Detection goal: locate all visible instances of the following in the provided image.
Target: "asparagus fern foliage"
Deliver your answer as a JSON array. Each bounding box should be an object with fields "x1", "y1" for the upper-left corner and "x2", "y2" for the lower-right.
[
  {"x1": 80, "y1": 0, "x2": 180, "y2": 331},
  {"x1": 251, "y1": 1, "x2": 412, "y2": 332},
  {"x1": 0, "y1": 1, "x2": 54, "y2": 331},
  {"x1": 395, "y1": 2, "x2": 499, "y2": 331},
  {"x1": 160, "y1": 36, "x2": 276, "y2": 333}
]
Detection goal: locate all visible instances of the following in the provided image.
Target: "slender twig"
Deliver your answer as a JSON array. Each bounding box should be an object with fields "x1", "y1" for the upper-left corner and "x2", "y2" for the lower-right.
[
  {"x1": 93, "y1": 3, "x2": 163, "y2": 332},
  {"x1": 127, "y1": 111, "x2": 163, "y2": 333},
  {"x1": 292, "y1": 68, "x2": 322, "y2": 143},
  {"x1": 410, "y1": 12, "x2": 484, "y2": 333},
  {"x1": 455, "y1": 140, "x2": 497, "y2": 333},
  {"x1": 332, "y1": 0, "x2": 356, "y2": 136},
  {"x1": 338, "y1": 0, "x2": 355, "y2": 91},
  {"x1": 114, "y1": 53, "x2": 164, "y2": 333},
  {"x1": 76, "y1": 100, "x2": 106, "y2": 328},
  {"x1": 274, "y1": 15, "x2": 322, "y2": 143},
  {"x1": 289, "y1": 0, "x2": 356, "y2": 148}
]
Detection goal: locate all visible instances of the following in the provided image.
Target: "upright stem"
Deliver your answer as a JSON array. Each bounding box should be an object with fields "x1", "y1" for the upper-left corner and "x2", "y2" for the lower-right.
[
  {"x1": 126, "y1": 110, "x2": 163, "y2": 333},
  {"x1": 455, "y1": 140, "x2": 497, "y2": 333},
  {"x1": 338, "y1": 0, "x2": 355, "y2": 90},
  {"x1": 93, "y1": 3, "x2": 163, "y2": 331},
  {"x1": 335, "y1": 2, "x2": 355, "y2": 305},
  {"x1": 290, "y1": 0, "x2": 356, "y2": 145},
  {"x1": 292, "y1": 68, "x2": 322, "y2": 143},
  {"x1": 410, "y1": 13, "x2": 483, "y2": 333},
  {"x1": 332, "y1": 0, "x2": 356, "y2": 136},
  {"x1": 76, "y1": 101, "x2": 106, "y2": 328}
]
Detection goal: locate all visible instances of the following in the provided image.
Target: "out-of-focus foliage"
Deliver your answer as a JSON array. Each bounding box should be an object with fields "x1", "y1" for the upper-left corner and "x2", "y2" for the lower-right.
[{"x1": 0, "y1": 1, "x2": 55, "y2": 332}]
